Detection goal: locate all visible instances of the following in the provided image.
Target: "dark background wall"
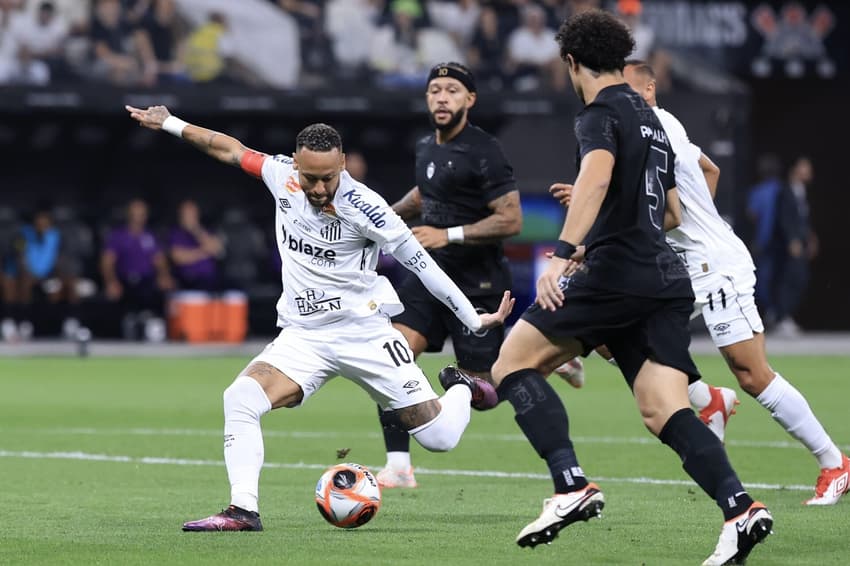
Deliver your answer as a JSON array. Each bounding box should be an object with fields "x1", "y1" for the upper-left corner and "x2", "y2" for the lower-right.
[{"x1": 1, "y1": 81, "x2": 846, "y2": 330}]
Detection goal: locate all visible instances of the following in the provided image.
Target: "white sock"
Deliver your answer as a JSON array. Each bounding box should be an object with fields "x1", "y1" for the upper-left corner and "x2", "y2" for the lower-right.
[
  {"x1": 385, "y1": 451, "x2": 412, "y2": 470},
  {"x1": 410, "y1": 385, "x2": 471, "y2": 452},
  {"x1": 688, "y1": 380, "x2": 713, "y2": 410},
  {"x1": 223, "y1": 375, "x2": 272, "y2": 513},
  {"x1": 756, "y1": 373, "x2": 843, "y2": 469}
]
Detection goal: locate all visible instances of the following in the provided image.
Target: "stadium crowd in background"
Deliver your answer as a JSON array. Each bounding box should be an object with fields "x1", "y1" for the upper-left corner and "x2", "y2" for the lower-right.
[{"x1": 0, "y1": 0, "x2": 673, "y2": 92}]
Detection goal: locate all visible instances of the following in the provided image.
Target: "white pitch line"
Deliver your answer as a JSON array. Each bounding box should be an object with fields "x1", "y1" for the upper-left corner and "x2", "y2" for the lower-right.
[
  {"x1": 13, "y1": 426, "x2": 850, "y2": 452},
  {"x1": 0, "y1": 449, "x2": 815, "y2": 492}
]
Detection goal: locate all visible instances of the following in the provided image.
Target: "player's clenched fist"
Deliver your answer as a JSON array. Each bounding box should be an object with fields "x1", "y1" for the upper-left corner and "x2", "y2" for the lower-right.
[{"x1": 125, "y1": 105, "x2": 172, "y2": 130}]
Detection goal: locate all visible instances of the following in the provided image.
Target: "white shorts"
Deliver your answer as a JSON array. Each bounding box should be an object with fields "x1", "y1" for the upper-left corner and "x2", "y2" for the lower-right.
[
  {"x1": 690, "y1": 268, "x2": 764, "y2": 348},
  {"x1": 247, "y1": 314, "x2": 438, "y2": 410}
]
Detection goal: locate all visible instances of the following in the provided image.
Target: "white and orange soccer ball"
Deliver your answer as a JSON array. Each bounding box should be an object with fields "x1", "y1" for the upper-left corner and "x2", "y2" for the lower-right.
[{"x1": 315, "y1": 463, "x2": 381, "y2": 528}]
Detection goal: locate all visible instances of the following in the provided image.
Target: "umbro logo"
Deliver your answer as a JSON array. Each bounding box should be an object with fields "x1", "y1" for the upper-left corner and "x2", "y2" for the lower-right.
[
  {"x1": 278, "y1": 198, "x2": 291, "y2": 211},
  {"x1": 403, "y1": 380, "x2": 419, "y2": 389},
  {"x1": 831, "y1": 472, "x2": 848, "y2": 495}
]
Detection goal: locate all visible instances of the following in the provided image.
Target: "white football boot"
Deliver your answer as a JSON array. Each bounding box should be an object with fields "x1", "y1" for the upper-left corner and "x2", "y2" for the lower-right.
[
  {"x1": 702, "y1": 502, "x2": 773, "y2": 565},
  {"x1": 516, "y1": 483, "x2": 604, "y2": 548}
]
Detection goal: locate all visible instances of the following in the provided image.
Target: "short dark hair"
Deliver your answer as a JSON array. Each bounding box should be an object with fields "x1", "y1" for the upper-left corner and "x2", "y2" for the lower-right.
[
  {"x1": 295, "y1": 123, "x2": 343, "y2": 153},
  {"x1": 555, "y1": 10, "x2": 635, "y2": 73},
  {"x1": 624, "y1": 59, "x2": 655, "y2": 79}
]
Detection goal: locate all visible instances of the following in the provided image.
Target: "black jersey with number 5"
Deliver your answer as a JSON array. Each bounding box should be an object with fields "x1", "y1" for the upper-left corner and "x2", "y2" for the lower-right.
[
  {"x1": 572, "y1": 83, "x2": 691, "y2": 299},
  {"x1": 414, "y1": 124, "x2": 517, "y2": 296}
]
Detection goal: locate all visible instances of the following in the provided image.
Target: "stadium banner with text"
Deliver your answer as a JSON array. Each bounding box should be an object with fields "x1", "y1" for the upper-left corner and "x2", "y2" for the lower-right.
[{"x1": 642, "y1": 0, "x2": 849, "y2": 78}]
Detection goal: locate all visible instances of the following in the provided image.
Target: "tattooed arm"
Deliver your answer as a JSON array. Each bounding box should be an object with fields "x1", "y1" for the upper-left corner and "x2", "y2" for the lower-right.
[
  {"x1": 391, "y1": 186, "x2": 422, "y2": 220},
  {"x1": 460, "y1": 190, "x2": 523, "y2": 245},
  {"x1": 125, "y1": 105, "x2": 251, "y2": 167}
]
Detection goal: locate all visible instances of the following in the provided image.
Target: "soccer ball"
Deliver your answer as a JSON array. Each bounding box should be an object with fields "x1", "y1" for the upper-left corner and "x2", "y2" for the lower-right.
[{"x1": 315, "y1": 463, "x2": 381, "y2": 528}]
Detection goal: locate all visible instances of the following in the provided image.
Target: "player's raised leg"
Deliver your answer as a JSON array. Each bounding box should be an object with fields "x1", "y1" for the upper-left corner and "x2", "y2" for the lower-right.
[
  {"x1": 490, "y1": 320, "x2": 604, "y2": 548},
  {"x1": 183, "y1": 361, "x2": 305, "y2": 532},
  {"x1": 720, "y1": 332, "x2": 849, "y2": 505},
  {"x1": 375, "y1": 322, "x2": 428, "y2": 489}
]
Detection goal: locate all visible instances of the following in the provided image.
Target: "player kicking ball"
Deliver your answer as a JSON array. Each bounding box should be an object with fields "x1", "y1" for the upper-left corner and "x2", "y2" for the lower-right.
[{"x1": 126, "y1": 105, "x2": 513, "y2": 532}]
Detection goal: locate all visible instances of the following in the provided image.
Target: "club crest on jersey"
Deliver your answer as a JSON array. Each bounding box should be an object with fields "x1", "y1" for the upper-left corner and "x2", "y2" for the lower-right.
[
  {"x1": 342, "y1": 189, "x2": 387, "y2": 227},
  {"x1": 426, "y1": 161, "x2": 435, "y2": 179},
  {"x1": 285, "y1": 176, "x2": 301, "y2": 194},
  {"x1": 320, "y1": 219, "x2": 342, "y2": 242},
  {"x1": 278, "y1": 198, "x2": 291, "y2": 212}
]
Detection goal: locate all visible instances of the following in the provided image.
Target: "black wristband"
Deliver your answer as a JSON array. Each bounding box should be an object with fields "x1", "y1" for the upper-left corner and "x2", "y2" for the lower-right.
[{"x1": 553, "y1": 240, "x2": 578, "y2": 260}]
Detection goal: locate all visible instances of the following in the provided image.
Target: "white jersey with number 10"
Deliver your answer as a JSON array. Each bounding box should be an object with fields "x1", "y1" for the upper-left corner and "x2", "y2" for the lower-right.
[{"x1": 260, "y1": 155, "x2": 410, "y2": 329}]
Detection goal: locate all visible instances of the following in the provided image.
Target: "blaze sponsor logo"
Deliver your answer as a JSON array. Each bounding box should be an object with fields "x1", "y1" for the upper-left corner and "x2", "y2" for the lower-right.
[
  {"x1": 321, "y1": 219, "x2": 342, "y2": 242},
  {"x1": 285, "y1": 176, "x2": 301, "y2": 194},
  {"x1": 342, "y1": 189, "x2": 387, "y2": 227},
  {"x1": 281, "y1": 225, "x2": 336, "y2": 268},
  {"x1": 295, "y1": 288, "x2": 342, "y2": 316}
]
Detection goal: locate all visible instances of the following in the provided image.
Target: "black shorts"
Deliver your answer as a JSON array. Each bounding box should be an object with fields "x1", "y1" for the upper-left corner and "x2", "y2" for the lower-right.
[
  {"x1": 392, "y1": 275, "x2": 505, "y2": 373},
  {"x1": 521, "y1": 283, "x2": 700, "y2": 388}
]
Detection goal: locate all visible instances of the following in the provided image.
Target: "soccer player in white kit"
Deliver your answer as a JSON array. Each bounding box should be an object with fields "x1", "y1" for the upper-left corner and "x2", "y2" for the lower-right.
[
  {"x1": 619, "y1": 60, "x2": 847, "y2": 507},
  {"x1": 125, "y1": 105, "x2": 513, "y2": 531}
]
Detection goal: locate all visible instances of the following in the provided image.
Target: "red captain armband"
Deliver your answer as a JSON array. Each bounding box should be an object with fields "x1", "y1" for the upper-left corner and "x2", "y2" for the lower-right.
[{"x1": 240, "y1": 150, "x2": 267, "y2": 178}]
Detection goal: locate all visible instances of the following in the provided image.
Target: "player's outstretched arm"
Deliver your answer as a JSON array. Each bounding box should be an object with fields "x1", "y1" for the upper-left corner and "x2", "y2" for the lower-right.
[
  {"x1": 536, "y1": 151, "x2": 612, "y2": 311},
  {"x1": 392, "y1": 235, "x2": 513, "y2": 331},
  {"x1": 125, "y1": 105, "x2": 250, "y2": 168}
]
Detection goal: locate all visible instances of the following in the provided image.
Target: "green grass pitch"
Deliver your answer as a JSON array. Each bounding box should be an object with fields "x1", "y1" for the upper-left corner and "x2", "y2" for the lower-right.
[{"x1": 1, "y1": 354, "x2": 848, "y2": 565}]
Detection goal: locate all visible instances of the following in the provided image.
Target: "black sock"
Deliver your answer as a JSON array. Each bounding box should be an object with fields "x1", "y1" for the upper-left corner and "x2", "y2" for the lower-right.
[
  {"x1": 498, "y1": 368, "x2": 587, "y2": 493},
  {"x1": 377, "y1": 404, "x2": 410, "y2": 453},
  {"x1": 659, "y1": 408, "x2": 754, "y2": 520}
]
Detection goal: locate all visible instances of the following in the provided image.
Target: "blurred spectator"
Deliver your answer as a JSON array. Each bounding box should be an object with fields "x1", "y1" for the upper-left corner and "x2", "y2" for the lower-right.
[
  {"x1": 10, "y1": 1, "x2": 73, "y2": 85},
  {"x1": 614, "y1": 0, "x2": 675, "y2": 93},
  {"x1": 505, "y1": 3, "x2": 564, "y2": 91},
  {"x1": 370, "y1": 0, "x2": 444, "y2": 87},
  {"x1": 467, "y1": 5, "x2": 506, "y2": 90},
  {"x1": 21, "y1": 0, "x2": 89, "y2": 33},
  {"x1": 87, "y1": 0, "x2": 158, "y2": 86},
  {"x1": 168, "y1": 199, "x2": 226, "y2": 292},
  {"x1": 428, "y1": 0, "x2": 480, "y2": 46},
  {"x1": 747, "y1": 153, "x2": 783, "y2": 322},
  {"x1": 100, "y1": 198, "x2": 173, "y2": 340},
  {"x1": 345, "y1": 150, "x2": 369, "y2": 183},
  {"x1": 122, "y1": 0, "x2": 152, "y2": 25},
  {"x1": 1, "y1": 205, "x2": 79, "y2": 341},
  {"x1": 182, "y1": 11, "x2": 236, "y2": 85},
  {"x1": 325, "y1": 0, "x2": 379, "y2": 77},
  {"x1": 137, "y1": 0, "x2": 187, "y2": 83},
  {"x1": 773, "y1": 156, "x2": 818, "y2": 336},
  {"x1": 615, "y1": 0, "x2": 653, "y2": 59},
  {"x1": 276, "y1": 0, "x2": 332, "y2": 79}
]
